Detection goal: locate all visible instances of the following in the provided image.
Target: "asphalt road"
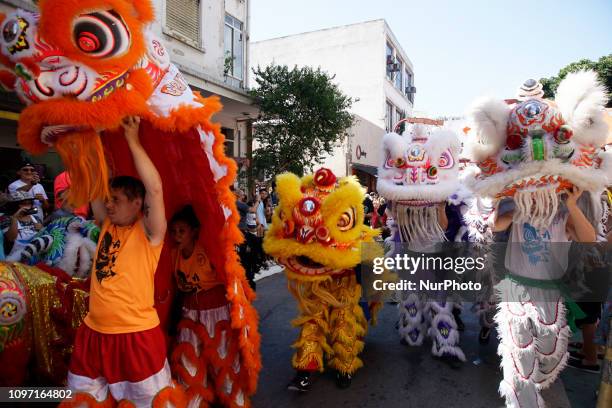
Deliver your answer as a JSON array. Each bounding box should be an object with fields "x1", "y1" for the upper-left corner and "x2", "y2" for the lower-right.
[{"x1": 251, "y1": 272, "x2": 600, "y2": 408}]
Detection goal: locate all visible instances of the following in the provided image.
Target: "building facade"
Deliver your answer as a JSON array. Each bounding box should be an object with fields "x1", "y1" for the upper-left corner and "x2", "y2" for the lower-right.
[
  {"x1": 0, "y1": 0, "x2": 256, "y2": 194},
  {"x1": 250, "y1": 19, "x2": 415, "y2": 190},
  {"x1": 152, "y1": 0, "x2": 257, "y2": 162}
]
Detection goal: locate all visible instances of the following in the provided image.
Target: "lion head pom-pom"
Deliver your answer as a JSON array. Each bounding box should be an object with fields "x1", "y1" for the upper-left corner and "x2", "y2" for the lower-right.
[{"x1": 313, "y1": 168, "x2": 337, "y2": 189}]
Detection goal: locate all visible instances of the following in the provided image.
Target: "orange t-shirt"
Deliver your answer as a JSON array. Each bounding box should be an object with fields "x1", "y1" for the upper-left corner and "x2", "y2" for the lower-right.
[
  {"x1": 84, "y1": 218, "x2": 163, "y2": 334},
  {"x1": 174, "y1": 243, "x2": 222, "y2": 293}
]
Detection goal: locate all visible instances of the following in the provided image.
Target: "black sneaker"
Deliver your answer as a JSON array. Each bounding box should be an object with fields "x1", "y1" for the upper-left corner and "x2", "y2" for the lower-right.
[
  {"x1": 287, "y1": 371, "x2": 313, "y2": 392},
  {"x1": 452, "y1": 308, "x2": 465, "y2": 332},
  {"x1": 567, "y1": 359, "x2": 600, "y2": 374},
  {"x1": 479, "y1": 327, "x2": 491, "y2": 344},
  {"x1": 336, "y1": 372, "x2": 353, "y2": 389},
  {"x1": 569, "y1": 350, "x2": 585, "y2": 360},
  {"x1": 439, "y1": 354, "x2": 463, "y2": 370},
  {"x1": 569, "y1": 350, "x2": 605, "y2": 360}
]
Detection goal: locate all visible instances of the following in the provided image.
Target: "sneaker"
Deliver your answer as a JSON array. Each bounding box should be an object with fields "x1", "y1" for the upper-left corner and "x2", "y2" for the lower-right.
[
  {"x1": 335, "y1": 372, "x2": 352, "y2": 389},
  {"x1": 569, "y1": 350, "x2": 605, "y2": 361},
  {"x1": 287, "y1": 371, "x2": 313, "y2": 392},
  {"x1": 568, "y1": 341, "x2": 583, "y2": 350},
  {"x1": 567, "y1": 359, "x2": 600, "y2": 374},
  {"x1": 439, "y1": 354, "x2": 464, "y2": 370},
  {"x1": 479, "y1": 327, "x2": 491, "y2": 344},
  {"x1": 452, "y1": 309, "x2": 465, "y2": 332}
]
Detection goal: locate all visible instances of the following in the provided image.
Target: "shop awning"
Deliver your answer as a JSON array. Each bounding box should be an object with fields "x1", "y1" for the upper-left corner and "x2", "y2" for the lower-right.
[{"x1": 352, "y1": 163, "x2": 377, "y2": 177}]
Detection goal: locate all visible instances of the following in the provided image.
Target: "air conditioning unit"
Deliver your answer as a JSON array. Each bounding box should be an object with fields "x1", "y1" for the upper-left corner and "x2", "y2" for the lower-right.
[{"x1": 405, "y1": 86, "x2": 417, "y2": 94}]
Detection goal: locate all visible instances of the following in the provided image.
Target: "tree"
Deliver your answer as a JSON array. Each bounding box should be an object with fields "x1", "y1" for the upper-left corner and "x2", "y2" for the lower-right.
[
  {"x1": 540, "y1": 54, "x2": 612, "y2": 106},
  {"x1": 249, "y1": 65, "x2": 354, "y2": 180}
]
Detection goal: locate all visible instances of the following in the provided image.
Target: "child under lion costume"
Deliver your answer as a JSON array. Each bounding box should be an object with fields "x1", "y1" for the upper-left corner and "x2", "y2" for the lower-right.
[
  {"x1": 263, "y1": 168, "x2": 381, "y2": 391},
  {"x1": 377, "y1": 118, "x2": 468, "y2": 363},
  {"x1": 464, "y1": 72, "x2": 611, "y2": 408}
]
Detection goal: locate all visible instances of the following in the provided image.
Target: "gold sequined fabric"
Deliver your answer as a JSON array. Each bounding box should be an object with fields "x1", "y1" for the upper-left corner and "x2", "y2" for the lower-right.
[
  {"x1": 3, "y1": 263, "x2": 90, "y2": 382},
  {"x1": 11, "y1": 262, "x2": 60, "y2": 378},
  {"x1": 289, "y1": 273, "x2": 368, "y2": 374},
  {"x1": 0, "y1": 263, "x2": 30, "y2": 353}
]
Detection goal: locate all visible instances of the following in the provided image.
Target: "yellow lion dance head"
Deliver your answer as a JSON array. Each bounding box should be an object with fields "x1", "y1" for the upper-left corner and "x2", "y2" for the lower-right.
[{"x1": 264, "y1": 168, "x2": 378, "y2": 277}]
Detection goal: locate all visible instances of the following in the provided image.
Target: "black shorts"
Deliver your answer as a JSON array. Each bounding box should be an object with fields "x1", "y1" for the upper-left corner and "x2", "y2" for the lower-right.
[{"x1": 575, "y1": 302, "x2": 602, "y2": 326}]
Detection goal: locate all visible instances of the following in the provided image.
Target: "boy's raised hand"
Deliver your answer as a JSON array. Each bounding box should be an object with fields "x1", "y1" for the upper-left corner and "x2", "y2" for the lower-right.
[{"x1": 121, "y1": 116, "x2": 141, "y2": 144}]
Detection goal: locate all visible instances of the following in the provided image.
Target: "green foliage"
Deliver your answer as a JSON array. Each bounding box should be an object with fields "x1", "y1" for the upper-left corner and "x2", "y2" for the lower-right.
[
  {"x1": 249, "y1": 64, "x2": 354, "y2": 180},
  {"x1": 540, "y1": 54, "x2": 612, "y2": 106}
]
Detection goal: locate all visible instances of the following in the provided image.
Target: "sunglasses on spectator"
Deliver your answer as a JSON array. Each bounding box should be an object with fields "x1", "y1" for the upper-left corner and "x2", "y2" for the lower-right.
[{"x1": 21, "y1": 168, "x2": 35, "y2": 173}]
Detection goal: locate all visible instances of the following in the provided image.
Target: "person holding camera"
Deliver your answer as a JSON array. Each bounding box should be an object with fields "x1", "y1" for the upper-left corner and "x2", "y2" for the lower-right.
[
  {"x1": 8, "y1": 162, "x2": 49, "y2": 219},
  {"x1": 3, "y1": 190, "x2": 42, "y2": 261}
]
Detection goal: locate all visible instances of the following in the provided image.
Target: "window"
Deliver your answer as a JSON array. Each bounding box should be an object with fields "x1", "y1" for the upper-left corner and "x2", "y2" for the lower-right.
[
  {"x1": 386, "y1": 42, "x2": 394, "y2": 81},
  {"x1": 165, "y1": 0, "x2": 201, "y2": 48},
  {"x1": 405, "y1": 69, "x2": 414, "y2": 103},
  {"x1": 222, "y1": 127, "x2": 235, "y2": 157},
  {"x1": 396, "y1": 108, "x2": 404, "y2": 125},
  {"x1": 396, "y1": 109, "x2": 407, "y2": 134},
  {"x1": 394, "y1": 59, "x2": 403, "y2": 90},
  {"x1": 224, "y1": 14, "x2": 244, "y2": 87},
  {"x1": 386, "y1": 101, "x2": 394, "y2": 132}
]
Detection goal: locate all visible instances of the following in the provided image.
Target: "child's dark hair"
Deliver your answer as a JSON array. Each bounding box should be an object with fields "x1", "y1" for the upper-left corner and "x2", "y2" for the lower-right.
[
  {"x1": 170, "y1": 205, "x2": 201, "y2": 229},
  {"x1": 110, "y1": 176, "x2": 145, "y2": 201}
]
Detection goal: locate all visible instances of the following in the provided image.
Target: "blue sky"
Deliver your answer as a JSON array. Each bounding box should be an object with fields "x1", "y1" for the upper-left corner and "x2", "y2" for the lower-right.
[{"x1": 250, "y1": 0, "x2": 611, "y2": 116}]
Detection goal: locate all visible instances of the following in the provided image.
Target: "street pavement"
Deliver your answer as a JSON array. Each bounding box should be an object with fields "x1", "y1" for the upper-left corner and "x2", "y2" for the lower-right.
[{"x1": 251, "y1": 271, "x2": 600, "y2": 408}]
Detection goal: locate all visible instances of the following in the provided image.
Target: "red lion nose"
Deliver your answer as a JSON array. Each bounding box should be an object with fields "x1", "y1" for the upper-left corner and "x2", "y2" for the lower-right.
[{"x1": 296, "y1": 225, "x2": 315, "y2": 244}]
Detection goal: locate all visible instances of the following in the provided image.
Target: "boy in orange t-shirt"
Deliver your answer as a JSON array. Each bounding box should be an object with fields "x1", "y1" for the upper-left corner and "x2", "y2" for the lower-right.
[
  {"x1": 168, "y1": 205, "x2": 247, "y2": 408},
  {"x1": 66, "y1": 117, "x2": 172, "y2": 407}
]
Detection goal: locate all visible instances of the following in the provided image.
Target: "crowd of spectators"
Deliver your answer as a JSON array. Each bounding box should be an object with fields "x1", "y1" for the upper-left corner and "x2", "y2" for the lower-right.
[{"x1": 0, "y1": 162, "x2": 84, "y2": 262}]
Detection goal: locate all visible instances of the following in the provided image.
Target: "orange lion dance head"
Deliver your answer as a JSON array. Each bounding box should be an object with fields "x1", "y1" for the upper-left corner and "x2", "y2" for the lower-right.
[{"x1": 0, "y1": 0, "x2": 178, "y2": 205}]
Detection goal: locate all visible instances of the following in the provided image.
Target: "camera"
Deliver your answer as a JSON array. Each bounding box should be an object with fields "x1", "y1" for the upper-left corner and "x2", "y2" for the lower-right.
[{"x1": 23, "y1": 208, "x2": 38, "y2": 215}]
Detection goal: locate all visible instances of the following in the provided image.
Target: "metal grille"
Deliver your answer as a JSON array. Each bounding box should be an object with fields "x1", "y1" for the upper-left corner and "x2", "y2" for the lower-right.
[{"x1": 166, "y1": 0, "x2": 201, "y2": 46}]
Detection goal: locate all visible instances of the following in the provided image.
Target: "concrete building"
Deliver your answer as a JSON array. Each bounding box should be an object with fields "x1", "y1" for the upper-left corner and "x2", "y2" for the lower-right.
[
  {"x1": 250, "y1": 19, "x2": 415, "y2": 190},
  {"x1": 152, "y1": 0, "x2": 257, "y2": 162},
  {"x1": 0, "y1": 0, "x2": 256, "y2": 192}
]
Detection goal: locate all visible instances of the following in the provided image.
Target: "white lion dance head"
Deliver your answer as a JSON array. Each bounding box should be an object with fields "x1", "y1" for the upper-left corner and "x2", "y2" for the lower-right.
[
  {"x1": 377, "y1": 118, "x2": 462, "y2": 244},
  {"x1": 464, "y1": 71, "x2": 611, "y2": 232}
]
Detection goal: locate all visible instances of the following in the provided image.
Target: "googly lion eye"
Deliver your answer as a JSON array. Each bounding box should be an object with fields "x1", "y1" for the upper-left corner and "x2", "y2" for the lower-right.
[
  {"x1": 73, "y1": 10, "x2": 130, "y2": 58},
  {"x1": 427, "y1": 166, "x2": 438, "y2": 178},
  {"x1": 337, "y1": 208, "x2": 356, "y2": 231}
]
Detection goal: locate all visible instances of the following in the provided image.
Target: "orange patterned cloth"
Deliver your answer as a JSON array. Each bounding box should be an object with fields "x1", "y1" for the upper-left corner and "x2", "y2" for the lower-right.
[{"x1": 173, "y1": 244, "x2": 223, "y2": 294}]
